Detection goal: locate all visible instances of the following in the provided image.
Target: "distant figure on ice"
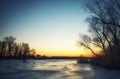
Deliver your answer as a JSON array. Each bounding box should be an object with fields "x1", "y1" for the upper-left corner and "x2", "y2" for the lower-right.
[{"x1": 23, "y1": 55, "x2": 26, "y2": 63}]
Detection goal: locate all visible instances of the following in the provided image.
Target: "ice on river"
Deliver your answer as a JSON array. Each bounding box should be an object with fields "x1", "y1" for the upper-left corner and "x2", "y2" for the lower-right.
[{"x1": 0, "y1": 59, "x2": 120, "y2": 79}]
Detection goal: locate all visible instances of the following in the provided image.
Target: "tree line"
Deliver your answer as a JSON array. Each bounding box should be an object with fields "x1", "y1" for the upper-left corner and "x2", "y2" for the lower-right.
[{"x1": 0, "y1": 36, "x2": 36, "y2": 59}]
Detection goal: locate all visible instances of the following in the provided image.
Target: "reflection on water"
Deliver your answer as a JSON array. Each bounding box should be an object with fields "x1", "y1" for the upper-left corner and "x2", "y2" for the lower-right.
[{"x1": 0, "y1": 59, "x2": 120, "y2": 79}]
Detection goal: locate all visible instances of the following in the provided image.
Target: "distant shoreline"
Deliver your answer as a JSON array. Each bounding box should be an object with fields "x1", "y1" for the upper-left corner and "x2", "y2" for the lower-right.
[
  {"x1": 0, "y1": 56, "x2": 94, "y2": 59},
  {"x1": 0, "y1": 56, "x2": 80, "y2": 60}
]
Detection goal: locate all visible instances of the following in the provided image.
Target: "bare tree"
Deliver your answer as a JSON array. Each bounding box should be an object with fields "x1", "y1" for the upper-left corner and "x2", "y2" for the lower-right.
[
  {"x1": 77, "y1": 34, "x2": 98, "y2": 56},
  {"x1": 3, "y1": 36, "x2": 16, "y2": 57},
  {"x1": 0, "y1": 36, "x2": 33, "y2": 59},
  {"x1": 85, "y1": 0, "x2": 120, "y2": 55}
]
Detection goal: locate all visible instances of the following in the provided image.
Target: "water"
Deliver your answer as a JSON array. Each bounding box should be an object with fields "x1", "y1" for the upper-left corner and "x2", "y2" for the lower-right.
[{"x1": 0, "y1": 59, "x2": 120, "y2": 79}]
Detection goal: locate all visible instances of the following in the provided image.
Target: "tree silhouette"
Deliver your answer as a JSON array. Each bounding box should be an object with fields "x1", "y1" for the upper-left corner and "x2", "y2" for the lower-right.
[
  {"x1": 78, "y1": 0, "x2": 120, "y2": 56},
  {"x1": 3, "y1": 36, "x2": 16, "y2": 57},
  {"x1": 77, "y1": 34, "x2": 98, "y2": 56},
  {"x1": 0, "y1": 36, "x2": 35, "y2": 59}
]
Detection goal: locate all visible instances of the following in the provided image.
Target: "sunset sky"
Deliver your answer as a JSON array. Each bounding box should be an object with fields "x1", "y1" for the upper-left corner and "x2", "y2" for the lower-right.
[{"x1": 0, "y1": 0, "x2": 93, "y2": 57}]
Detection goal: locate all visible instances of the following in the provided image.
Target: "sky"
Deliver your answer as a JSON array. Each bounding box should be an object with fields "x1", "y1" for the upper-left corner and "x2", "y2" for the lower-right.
[{"x1": 0, "y1": 0, "x2": 92, "y2": 57}]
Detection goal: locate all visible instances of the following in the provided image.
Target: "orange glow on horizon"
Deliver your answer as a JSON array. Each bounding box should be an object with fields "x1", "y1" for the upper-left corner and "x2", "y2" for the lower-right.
[
  {"x1": 29, "y1": 41, "x2": 101, "y2": 57},
  {"x1": 33, "y1": 47, "x2": 95, "y2": 57}
]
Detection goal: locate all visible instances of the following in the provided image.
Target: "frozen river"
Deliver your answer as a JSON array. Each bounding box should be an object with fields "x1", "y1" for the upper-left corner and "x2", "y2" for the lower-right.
[{"x1": 0, "y1": 59, "x2": 120, "y2": 79}]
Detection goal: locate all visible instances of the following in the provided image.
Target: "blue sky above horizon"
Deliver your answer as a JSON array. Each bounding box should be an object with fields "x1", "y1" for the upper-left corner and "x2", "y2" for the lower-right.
[{"x1": 0, "y1": 0, "x2": 92, "y2": 56}]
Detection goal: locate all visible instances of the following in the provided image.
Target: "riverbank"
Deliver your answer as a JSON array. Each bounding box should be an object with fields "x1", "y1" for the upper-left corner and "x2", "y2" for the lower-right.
[{"x1": 89, "y1": 55, "x2": 120, "y2": 70}]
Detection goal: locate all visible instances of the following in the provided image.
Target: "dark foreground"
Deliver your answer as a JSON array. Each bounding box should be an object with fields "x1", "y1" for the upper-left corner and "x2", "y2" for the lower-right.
[{"x1": 0, "y1": 59, "x2": 120, "y2": 79}]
